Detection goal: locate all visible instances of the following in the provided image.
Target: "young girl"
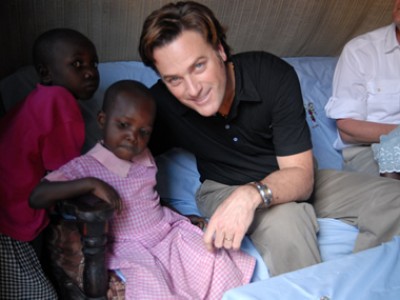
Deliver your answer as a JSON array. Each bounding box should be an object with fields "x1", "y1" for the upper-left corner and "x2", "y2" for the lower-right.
[
  {"x1": 31, "y1": 80, "x2": 255, "y2": 299},
  {"x1": 0, "y1": 28, "x2": 100, "y2": 299}
]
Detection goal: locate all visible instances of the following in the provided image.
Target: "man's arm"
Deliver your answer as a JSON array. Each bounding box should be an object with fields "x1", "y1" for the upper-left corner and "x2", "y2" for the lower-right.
[
  {"x1": 337, "y1": 118, "x2": 398, "y2": 144},
  {"x1": 203, "y1": 149, "x2": 314, "y2": 251},
  {"x1": 264, "y1": 149, "x2": 314, "y2": 204}
]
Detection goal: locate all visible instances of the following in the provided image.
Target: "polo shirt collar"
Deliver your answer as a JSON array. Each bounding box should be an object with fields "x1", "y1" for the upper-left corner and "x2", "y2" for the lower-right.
[
  {"x1": 232, "y1": 58, "x2": 262, "y2": 104},
  {"x1": 384, "y1": 23, "x2": 400, "y2": 53},
  {"x1": 225, "y1": 57, "x2": 262, "y2": 120},
  {"x1": 87, "y1": 142, "x2": 154, "y2": 177}
]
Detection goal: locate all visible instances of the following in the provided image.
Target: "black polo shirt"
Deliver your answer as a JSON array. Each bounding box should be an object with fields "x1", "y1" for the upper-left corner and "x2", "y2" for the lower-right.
[{"x1": 150, "y1": 51, "x2": 312, "y2": 185}]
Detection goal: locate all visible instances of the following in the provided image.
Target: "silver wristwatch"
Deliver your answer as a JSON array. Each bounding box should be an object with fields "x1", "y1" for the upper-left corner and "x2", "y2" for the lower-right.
[{"x1": 252, "y1": 181, "x2": 273, "y2": 209}]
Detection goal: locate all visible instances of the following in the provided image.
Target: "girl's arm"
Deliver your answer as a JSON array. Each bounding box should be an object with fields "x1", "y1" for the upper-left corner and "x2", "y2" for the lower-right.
[{"x1": 29, "y1": 177, "x2": 122, "y2": 213}]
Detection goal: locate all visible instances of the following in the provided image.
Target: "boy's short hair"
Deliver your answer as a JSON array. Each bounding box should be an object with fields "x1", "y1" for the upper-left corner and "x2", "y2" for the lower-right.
[{"x1": 32, "y1": 28, "x2": 95, "y2": 72}]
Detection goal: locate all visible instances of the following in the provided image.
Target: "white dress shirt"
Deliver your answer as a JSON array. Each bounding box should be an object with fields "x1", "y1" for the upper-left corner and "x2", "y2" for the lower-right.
[{"x1": 325, "y1": 24, "x2": 400, "y2": 149}]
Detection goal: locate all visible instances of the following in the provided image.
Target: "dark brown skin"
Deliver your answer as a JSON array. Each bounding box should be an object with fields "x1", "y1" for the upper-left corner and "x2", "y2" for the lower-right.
[
  {"x1": 381, "y1": 172, "x2": 400, "y2": 180},
  {"x1": 29, "y1": 177, "x2": 122, "y2": 213}
]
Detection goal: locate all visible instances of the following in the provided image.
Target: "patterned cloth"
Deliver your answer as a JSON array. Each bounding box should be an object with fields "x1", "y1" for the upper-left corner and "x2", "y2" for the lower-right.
[
  {"x1": 0, "y1": 234, "x2": 58, "y2": 300},
  {"x1": 46, "y1": 143, "x2": 255, "y2": 299},
  {"x1": 372, "y1": 125, "x2": 400, "y2": 173}
]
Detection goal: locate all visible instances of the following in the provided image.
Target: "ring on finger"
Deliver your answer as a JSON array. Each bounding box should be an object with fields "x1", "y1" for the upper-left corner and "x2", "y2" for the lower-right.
[{"x1": 224, "y1": 237, "x2": 233, "y2": 241}]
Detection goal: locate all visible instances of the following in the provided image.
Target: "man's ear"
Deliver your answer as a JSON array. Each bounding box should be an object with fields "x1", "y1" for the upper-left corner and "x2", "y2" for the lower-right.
[
  {"x1": 97, "y1": 111, "x2": 106, "y2": 129},
  {"x1": 38, "y1": 64, "x2": 52, "y2": 85},
  {"x1": 217, "y1": 43, "x2": 228, "y2": 62}
]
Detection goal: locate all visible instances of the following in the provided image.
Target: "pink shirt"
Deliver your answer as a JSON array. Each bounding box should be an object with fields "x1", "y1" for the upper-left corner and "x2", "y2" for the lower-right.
[
  {"x1": 47, "y1": 143, "x2": 255, "y2": 299},
  {"x1": 0, "y1": 84, "x2": 85, "y2": 241}
]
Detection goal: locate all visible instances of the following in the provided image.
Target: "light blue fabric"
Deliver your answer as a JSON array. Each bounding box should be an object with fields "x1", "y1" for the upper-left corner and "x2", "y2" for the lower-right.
[
  {"x1": 284, "y1": 57, "x2": 342, "y2": 170},
  {"x1": 317, "y1": 218, "x2": 358, "y2": 262},
  {"x1": 223, "y1": 236, "x2": 400, "y2": 300}
]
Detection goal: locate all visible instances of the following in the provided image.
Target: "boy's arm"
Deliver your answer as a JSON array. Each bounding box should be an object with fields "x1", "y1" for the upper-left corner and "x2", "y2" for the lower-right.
[{"x1": 29, "y1": 177, "x2": 122, "y2": 213}]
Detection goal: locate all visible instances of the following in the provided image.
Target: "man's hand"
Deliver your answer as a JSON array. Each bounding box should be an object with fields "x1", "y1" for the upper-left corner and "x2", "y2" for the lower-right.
[{"x1": 203, "y1": 184, "x2": 260, "y2": 251}]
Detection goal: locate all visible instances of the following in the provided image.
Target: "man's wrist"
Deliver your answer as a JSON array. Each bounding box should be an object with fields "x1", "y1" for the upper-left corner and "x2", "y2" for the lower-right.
[{"x1": 250, "y1": 181, "x2": 273, "y2": 209}]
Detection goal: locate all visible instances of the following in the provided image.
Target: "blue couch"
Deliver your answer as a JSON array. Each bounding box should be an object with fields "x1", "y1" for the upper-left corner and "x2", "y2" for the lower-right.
[{"x1": 1, "y1": 57, "x2": 399, "y2": 299}]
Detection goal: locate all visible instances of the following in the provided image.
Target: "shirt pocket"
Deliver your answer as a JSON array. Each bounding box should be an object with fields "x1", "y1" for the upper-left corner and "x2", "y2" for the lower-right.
[{"x1": 366, "y1": 79, "x2": 400, "y2": 122}]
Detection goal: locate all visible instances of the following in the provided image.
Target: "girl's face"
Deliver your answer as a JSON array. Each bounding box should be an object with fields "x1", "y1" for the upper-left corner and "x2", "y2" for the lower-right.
[
  {"x1": 98, "y1": 92, "x2": 155, "y2": 161},
  {"x1": 45, "y1": 39, "x2": 100, "y2": 100}
]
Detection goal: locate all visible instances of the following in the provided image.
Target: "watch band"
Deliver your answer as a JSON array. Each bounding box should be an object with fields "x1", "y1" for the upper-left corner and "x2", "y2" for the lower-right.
[{"x1": 251, "y1": 181, "x2": 272, "y2": 209}]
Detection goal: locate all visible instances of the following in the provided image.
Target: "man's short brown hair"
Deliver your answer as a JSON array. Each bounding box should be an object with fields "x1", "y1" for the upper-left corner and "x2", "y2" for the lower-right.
[{"x1": 139, "y1": 1, "x2": 231, "y2": 71}]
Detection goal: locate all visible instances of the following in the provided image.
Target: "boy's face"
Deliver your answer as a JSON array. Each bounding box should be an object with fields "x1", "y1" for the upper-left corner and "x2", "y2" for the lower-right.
[
  {"x1": 98, "y1": 92, "x2": 155, "y2": 161},
  {"x1": 153, "y1": 30, "x2": 228, "y2": 117},
  {"x1": 45, "y1": 39, "x2": 100, "y2": 100}
]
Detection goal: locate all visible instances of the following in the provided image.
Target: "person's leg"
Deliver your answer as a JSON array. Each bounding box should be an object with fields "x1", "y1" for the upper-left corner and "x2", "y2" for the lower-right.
[
  {"x1": 342, "y1": 146, "x2": 379, "y2": 176},
  {"x1": 313, "y1": 169, "x2": 400, "y2": 252},
  {"x1": 0, "y1": 234, "x2": 58, "y2": 299},
  {"x1": 248, "y1": 202, "x2": 320, "y2": 276},
  {"x1": 196, "y1": 180, "x2": 321, "y2": 276}
]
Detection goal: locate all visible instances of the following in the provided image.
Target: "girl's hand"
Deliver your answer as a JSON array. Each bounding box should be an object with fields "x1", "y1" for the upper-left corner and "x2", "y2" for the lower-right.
[{"x1": 90, "y1": 178, "x2": 123, "y2": 214}]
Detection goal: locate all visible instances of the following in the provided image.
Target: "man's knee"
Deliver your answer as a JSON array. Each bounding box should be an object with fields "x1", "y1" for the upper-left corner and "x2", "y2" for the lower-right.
[
  {"x1": 249, "y1": 202, "x2": 320, "y2": 275},
  {"x1": 195, "y1": 180, "x2": 236, "y2": 217},
  {"x1": 250, "y1": 202, "x2": 318, "y2": 241}
]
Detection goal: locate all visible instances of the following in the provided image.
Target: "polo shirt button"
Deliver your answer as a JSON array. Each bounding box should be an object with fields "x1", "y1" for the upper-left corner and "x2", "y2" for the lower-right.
[
  {"x1": 225, "y1": 124, "x2": 230, "y2": 130},
  {"x1": 233, "y1": 137, "x2": 239, "y2": 142}
]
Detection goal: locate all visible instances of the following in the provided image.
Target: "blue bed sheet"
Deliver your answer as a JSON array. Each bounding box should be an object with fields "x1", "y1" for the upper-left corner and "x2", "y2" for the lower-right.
[
  {"x1": 223, "y1": 236, "x2": 400, "y2": 300},
  {"x1": 284, "y1": 57, "x2": 342, "y2": 170}
]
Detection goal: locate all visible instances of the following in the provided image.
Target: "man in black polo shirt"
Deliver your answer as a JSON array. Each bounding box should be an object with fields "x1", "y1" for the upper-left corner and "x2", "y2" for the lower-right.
[{"x1": 140, "y1": 1, "x2": 400, "y2": 276}]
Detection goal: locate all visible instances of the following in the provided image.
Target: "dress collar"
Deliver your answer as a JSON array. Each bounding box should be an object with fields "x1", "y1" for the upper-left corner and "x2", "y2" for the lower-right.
[{"x1": 87, "y1": 142, "x2": 154, "y2": 177}]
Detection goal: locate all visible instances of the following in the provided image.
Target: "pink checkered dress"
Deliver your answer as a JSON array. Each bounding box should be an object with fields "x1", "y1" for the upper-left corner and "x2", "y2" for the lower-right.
[{"x1": 49, "y1": 143, "x2": 255, "y2": 299}]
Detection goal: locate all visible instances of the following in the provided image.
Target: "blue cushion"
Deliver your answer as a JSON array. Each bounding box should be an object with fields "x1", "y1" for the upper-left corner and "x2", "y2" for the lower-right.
[{"x1": 284, "y1": 57, "x2": 342, "y2": 170}]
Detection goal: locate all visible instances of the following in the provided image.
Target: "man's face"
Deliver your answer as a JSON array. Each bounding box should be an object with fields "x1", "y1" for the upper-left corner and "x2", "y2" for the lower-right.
[{"x1": 153, "y1": 30, "x2": 228, "y2": 117}]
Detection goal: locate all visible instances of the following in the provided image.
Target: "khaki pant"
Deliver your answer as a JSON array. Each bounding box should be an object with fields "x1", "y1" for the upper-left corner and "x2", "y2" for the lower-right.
[
  {"x1": 313, "y1": 169, "x2": 400, "y2": 252},
  {"x1": 342, "y1": 146, "x2": 379, "y2": 176},
  {"x1": 195, "y1": 170, "x2": 400, "y2": 276},
  {"x1": 195, "y1": 180, "x2": 321, "y2": 276}
]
